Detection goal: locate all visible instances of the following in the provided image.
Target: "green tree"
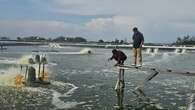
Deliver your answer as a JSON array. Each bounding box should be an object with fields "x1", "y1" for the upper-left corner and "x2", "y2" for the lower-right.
[
  {"x1": 175, "y1": 35, "x2": 195, "y2": 45},
  {"x1": 114, "y1": 38, "x2": 119, "y2": 44},
  {"x1": 17, "y1": 37, "x2": 22, "y2": 41},
  {"x1": 120, "y1": 40, "x2": 124, "y2": 44},
  {"x1": 0, "y1": 37, "x2": 10, "y2": 40},
  {"x1": 74, "y1": 37, "x2": 87, "y2": 42},
  {"x1": 98, "y1": 39, "x2": 104, "y2": 43},
  {"x1": 53, "y1": 36, "x2": 66, "y2": 42}
]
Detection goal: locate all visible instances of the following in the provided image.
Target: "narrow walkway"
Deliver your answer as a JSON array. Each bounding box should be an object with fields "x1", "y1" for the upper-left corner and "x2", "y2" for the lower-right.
[{"x1": 116, "y1": 65, "x2": 195, "y2": 76}]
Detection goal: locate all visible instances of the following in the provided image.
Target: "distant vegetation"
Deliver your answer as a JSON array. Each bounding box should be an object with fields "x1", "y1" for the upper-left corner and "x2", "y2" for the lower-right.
[
  {"x1": 0, "y1": 36, "x2": 129, "y2": 44},
  {"x1": 0, "y1": 36, "x2": 10, "y2": 40},
  {"x1": 2, "y1": 35, "x2": 195, "y2": 45},
  {"x1": 17, "y1": 36, "x2": 47, "y2": 42},
  {"x1": 174, "y1": 35, "x2": 195, "y2": 45},
  {"x1": 97, "y1": 38, "x2": 128, "y2": 45},
  {"x1": 16, "y1": 36, "x2": 87, "y2": 43},
  {"x1": 52, "y1": 36, "x2": 87, "y2": 43}
]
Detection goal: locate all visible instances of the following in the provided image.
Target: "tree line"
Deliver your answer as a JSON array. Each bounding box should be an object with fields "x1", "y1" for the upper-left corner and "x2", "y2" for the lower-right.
[
  {"x1": 0, "y1": 36, "x2": 129, "y2": 44},
  {"x1": 0, "y1": 36, "x2": 87, "y2": 43},
  {"x1": 97, "y1": 38, "x2": 128, "y2": 45},
  {"x1": 17, "y1": 36, "x2": 87, "y2": 43},
  {"x1": 1, "y1": 35, "x2": 195, "y2": 45},
  {"x1": 174, "y1": 35, "x2": 195, "y2": 45}
]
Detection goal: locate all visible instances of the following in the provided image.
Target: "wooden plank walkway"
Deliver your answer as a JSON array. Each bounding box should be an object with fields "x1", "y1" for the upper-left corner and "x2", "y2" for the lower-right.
[{"x1": 116, "y1": 65, "x2": 195, "y2": 76}]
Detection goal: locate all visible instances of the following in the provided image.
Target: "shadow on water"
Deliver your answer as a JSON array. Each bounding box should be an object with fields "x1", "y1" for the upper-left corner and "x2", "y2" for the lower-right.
[{"x1": 114, "y1": 87, "x2": 124, "y2": 110}]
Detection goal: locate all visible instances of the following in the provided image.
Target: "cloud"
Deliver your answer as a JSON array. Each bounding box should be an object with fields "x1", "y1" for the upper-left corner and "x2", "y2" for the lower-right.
[
  {"x1": 0, "y1": 17, "x2": 136, "y2": 41},
  {"x1": 0, "y1": 20, "x2": 68, "y2": 32},
  {"x1": 85, "y1": 16, "x2": 137, "y2": 30},
  {"x1": 85, "y1": 18, "x2": 113, "y2": 30},
  {"x1": 49, "y1": 0, "x2": 195, "y2": 18},
  {"x1": 0, "y1": 20, "x2": 86, "y2": 38},
  {"x1": 1, "y1": 0, "x2": 195, "y2": 42},
  {"x1": 1, "y1": 14, "x2": 195, "y2": 42}
]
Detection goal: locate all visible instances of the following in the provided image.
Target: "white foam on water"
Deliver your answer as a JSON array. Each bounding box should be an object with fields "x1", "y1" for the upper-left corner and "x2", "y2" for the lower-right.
[
  {"x1": 145, "y1": 48, "x2": 151, "y2": 54},
  {"x1": 0, "y1": 55, "x2": 34, "y2": 86},
  {"x1": 0, "y1": 54, "x2": 39, "y2": 66},
  {"x1": 0, "y1": 59, "x2": 17, "y2": 64},
  {"x1": 41, "y1": 48, "x2": 93, "y2": 55},
  {"x1": 0, "y1": 57, "x2": 18, "y2": 65},
  {"x1": 0, "y1": 54, "x2": 83, "y2": 109},
  {"x1": 52, "y1": 90, "x2": 85, "y2": 109},
  {"x1": 17, "y1": 55, "x2": 33, "y2": 65},
  {"x1": 0, "y1": 67, "x2": 21, "y2": 86},
  {"x1": 79, "y1": 48, "x2": 92, "y2": 54},
  {"x1": 51, "y1": 81, "x2": 78, "y2": 97},
  {"x1": 49, "y1": 52, "x2": 81, "y2": 55},
  {"x1": 164, "y1": 90, "x2": 178, "y2": 94},
  {"x1": 50, "y1": 81, "x2": 83, "y2": 109},
  {"x1": 0, "y1": 54, "x2": 36, "y2": 65},
  {"x1": 11, "y1": 80, "x2": 81, "y2": 110},
  {"x1": 161, "y1": 53, "x2": 170, "y2": 60},
  {"x1": 20, "y1": 81, "x2": 80, "y2": 109},
  {"x1": 144, "y1": 52, "x2": 174, "y2": 65},
  {"x1": 23, "y1": 86, "x2": 49, "y2": 94},
  {"x1": 45, "y1": 52, "x2": 90, "y2": 55},
  {"x1": 155, "y1": 103, "x2": 164, "y2": 109},
  {"x1": 48, "y1": 62, "x2": 58, "y2": 66}
]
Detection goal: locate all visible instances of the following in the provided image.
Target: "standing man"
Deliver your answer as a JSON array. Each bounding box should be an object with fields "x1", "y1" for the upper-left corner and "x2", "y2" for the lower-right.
[{"x1": 132, "y1": 27, "x2": 144, "y2": 67}]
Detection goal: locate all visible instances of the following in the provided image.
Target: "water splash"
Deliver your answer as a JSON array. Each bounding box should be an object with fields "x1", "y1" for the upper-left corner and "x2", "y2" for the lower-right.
[
  {"x1": 0, "y1": 68, "x2": 21, "y2": 86},
  {"x1": 79, "y1": 48, "x2": 92, "y2": 54},
  {"x1": 0, "y1": 57, "x2": 17, "y2": 64},
  {"x1": 50, "y1": 81, "x2": 83, "y2": 109},
  {"x1": 17, "y1": 55, "x2": 33, "y2": 65}
]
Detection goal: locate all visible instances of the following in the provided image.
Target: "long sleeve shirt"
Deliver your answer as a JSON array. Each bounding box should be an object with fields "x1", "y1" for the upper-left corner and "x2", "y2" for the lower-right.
[
  {"x1": 110, "y1": 50, "x2": 127, "y2": 64},
  {"x1": 132, "y1": 31, "x2": 144, "y2": 48}
]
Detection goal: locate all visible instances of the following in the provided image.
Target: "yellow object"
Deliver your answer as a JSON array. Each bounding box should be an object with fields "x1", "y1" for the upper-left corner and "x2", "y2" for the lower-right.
[
  {"x1": 14, "y1": 74, "x2": 25, "y2": 89},
  {"x1": 39, "y1": 71, "x2": 48, "y2": 81}
]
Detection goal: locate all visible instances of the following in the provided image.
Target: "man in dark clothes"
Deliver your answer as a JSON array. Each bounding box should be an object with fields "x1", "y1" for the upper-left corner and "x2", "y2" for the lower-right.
[
  {"x1": 132, "y1": 27, "x2": 144, "y2": 67},
  {"x1": 108, "y1": 49, "x2": 127, "y2": 90},
  {"x1": 108, "y1": 49, "x2": 127, "y2": 66}
]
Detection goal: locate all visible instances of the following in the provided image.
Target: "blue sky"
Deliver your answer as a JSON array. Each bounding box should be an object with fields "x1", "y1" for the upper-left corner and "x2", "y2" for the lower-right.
[{"x1": 0, "y1": 0, "x2": 195, "y2": 43}]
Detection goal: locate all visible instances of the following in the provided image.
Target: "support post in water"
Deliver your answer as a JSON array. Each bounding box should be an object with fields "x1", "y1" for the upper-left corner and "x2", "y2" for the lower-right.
[
  {"x1": 114, "y1": 65, "x2": 158, "y2": 109},
  {"x1": 114, "y1": 68, "x2": 125, "y2": 109}
]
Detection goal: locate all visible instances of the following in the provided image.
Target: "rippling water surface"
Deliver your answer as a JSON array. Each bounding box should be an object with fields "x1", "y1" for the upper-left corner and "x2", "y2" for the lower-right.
[{"x1": 0, "y1": 46, "x2": 195, "y2": 110}]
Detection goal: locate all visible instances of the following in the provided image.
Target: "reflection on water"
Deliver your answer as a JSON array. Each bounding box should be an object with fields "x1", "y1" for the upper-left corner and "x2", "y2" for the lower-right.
[
  {"x1": 114, "y1": 81, "x2": 167, "y2": 110},
  {"x1": 115, "y1": 86, "x2": 124, "y2": 110},
  {"x1": 114, "y1": 68, "x2": 125, "y2": 109},
  {"x1": 114, "y1": 68, "x2": 168, "y2": 110}
]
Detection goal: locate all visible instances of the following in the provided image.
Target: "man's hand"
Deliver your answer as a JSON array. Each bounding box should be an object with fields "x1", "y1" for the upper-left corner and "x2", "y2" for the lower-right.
[
  {"x1": 139, "y1": 44, "x2": 142, "y2": 48},
  {"x1": 140, "y1": 42, "x2": 144, "y2": 48}
]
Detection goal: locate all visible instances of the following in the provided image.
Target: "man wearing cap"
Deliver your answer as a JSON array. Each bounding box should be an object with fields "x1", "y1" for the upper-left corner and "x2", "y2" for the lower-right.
[{"x1": 132, "y1": 27, "x2": 144, "y2": 67}]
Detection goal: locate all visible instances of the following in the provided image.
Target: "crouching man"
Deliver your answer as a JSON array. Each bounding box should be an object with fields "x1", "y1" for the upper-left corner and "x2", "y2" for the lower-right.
[
  {"x1": 108, "y1": 49, "x2": 127, "y2": 66},
  {"x1": 108, "y1": 49, "x2": 127, "y2": 90}
]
